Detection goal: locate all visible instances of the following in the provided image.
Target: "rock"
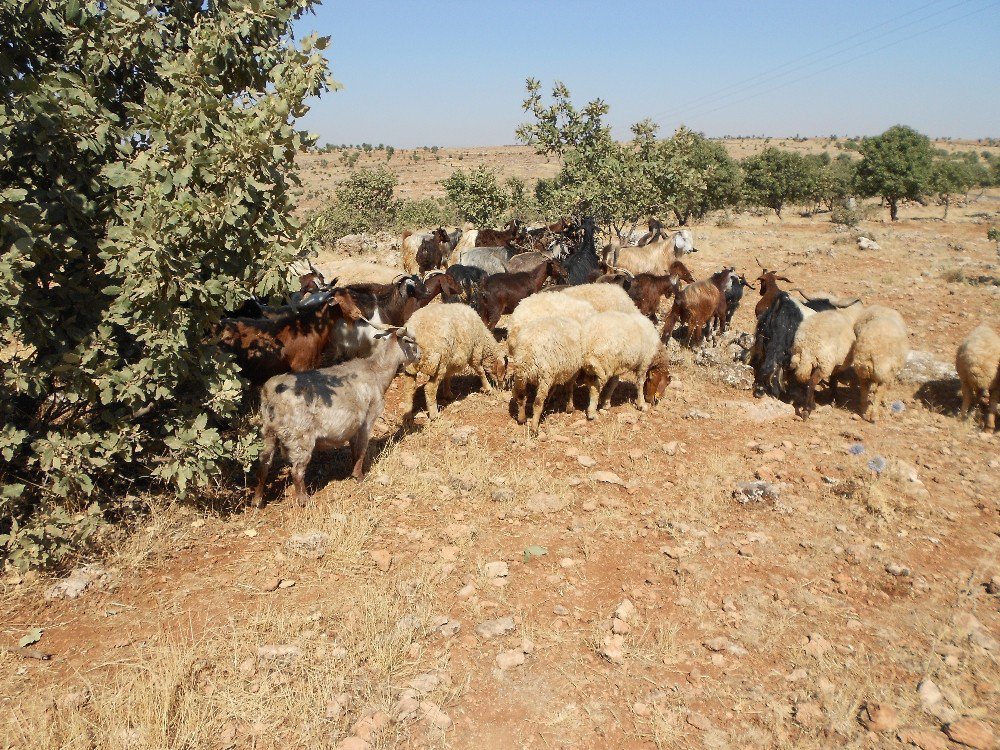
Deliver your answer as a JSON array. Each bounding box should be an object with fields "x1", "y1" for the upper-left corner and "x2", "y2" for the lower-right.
[
  {"x1": 286, "y1": 531, "x2": 329, "y2": 559},
  {"x1": 392, "y1": 693, "x2": 420, "y2": 721},
  {"x1": 733, "y1": 481, "x2": 780, "y2": 504},
  {"x1": 337, "y1": 738, "x2": 369, "y2": 750},
  {"x1": 592, "y1": 470, "x2": 625, "y2": 486},
  {"x1": 553, "y1": 605, "x2": 569, "y2": 616},
  {"x1": 326, "y1": 693, "x2": 350, "y2": 719},
  {"x1": 954, "y1": 612, "x2": 1000, "y2": 651},
  {"x1": 436, "y1": 619, "x2": 460, "y2": 637},
  {"x1": 795, "y1": 701, "x2": 824, "y2": 728},
  {"x1": 457, "y1": 583, "x2": 475, "y2": 599},
  {"x1": 614, "y1": 599, "x2": 637, "y2": 623},
  {"x1": 633, "y1": 701, "x2": 651, "y2": 717},
  {"x1": 703, "y1": 637, "x2": 729, "y2": 652},
  {"x1": 804, "y1": 633, "x2": 831, "y2": 658},
  {"x1": 475, "y1": 616, "x2": 516, "y2": 639},
  {"x1": 986, "y1": 575, "x2": 1000, "y2": 595},
  {"x1": 918, "y1": 679, "x2": 960, "y2": 723},
  {"x1": 945, "y1": 718, "x2": 994, "y2": 748},
  {"x1": 398, "y1": 450, "x2": 420, "y2": 470},
  {"x1": 577, "y1": 455, "x2": 596, "y2": 467},
  {"x1": 495, "y1": 649, "x2": 526, "y2": 670},
  {"x1": 525, "y1": 493, "x2": 568, "y2": 513},
  {"x1": 44, "y1": 564, "x2": 108, "y2": 600},
  {"x1": 686, "y1": 712, "x2": 713, "y2": 731},
  {"x1": 611, "y1": 618, "x2": 630, "y2": 635},
  {"x1": 409, "y1": 673, "x2": 440, "y2": 693},
  {"x1": 278, "y1": 578, "x2": 295, "y2": 589},
  {"x1": 420, "y1": 701, "x2": 453, "y2": 731},
  {"x1": 483, "y1": 561, "x2": 509, "y2": 579},
  {"x1": 858, "y1": 236, "x2": 880, "y2": 251},
  {"x1": 450, "y1": 426, "x2": 475, "y2": 446},
  {"x1": 256, "y1": 644, "x2": 302, "y2": 664},
  {"x1": 664, "y1": 441, "x2": 679, "y2": 456},
  {"x1": 352, "y1": 711, "x2": 389, "y2": 741},
  {"x1": 370, "y1": 550, "x2": 392, "y2": 572},
  {"x1": 725, "y1": 398, "x2": 795, "y2": 423},
  {"x1": 491, "y1": 489, "x2": 514, "y2": 503},
  {"x1": 661, "y1": 546, "x2": 683, "y2": 560},
  {"x1": 600, "y1": 635, "x2": 626, "y2": 665},
  {"x1": 899, "y1": 351, "x2": 957, "y2": 385},
  {"x1": 885, "y1": 562, "x2": 911, "y2": 577},
  {"x1": 520, "y1": 638, "x2": 535, "y2": 654},
  {"x1": 260, "y1": 577, "x2": 280, "y2": 592},
  {"x1": 858, "y1": 702, "x2": 898, "y2": 732},
  {"x1": 898, "y1": 728, "x2": 949, "y2": 750}
]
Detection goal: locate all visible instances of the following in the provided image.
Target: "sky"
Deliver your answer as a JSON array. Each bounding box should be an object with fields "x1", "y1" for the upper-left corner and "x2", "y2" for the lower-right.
[{"x1": 294, "y1": 0, "x2": 1000, "y2": 148}]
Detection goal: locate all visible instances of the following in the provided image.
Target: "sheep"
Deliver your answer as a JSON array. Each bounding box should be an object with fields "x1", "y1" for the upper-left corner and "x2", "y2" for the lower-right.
[
  {"x1": 557, "y1": 283, "x2": 640, "y2": 315},
  {"x1": 254, "y1": 326, "x2": 419, "y2": 507},
  {"x1": 317, "y1": 260, "x2": 405, "y2": 287},
  {"x1": 788, "y1": 307, "x2": 859, "y2": 418},
  {"x1": 506, "y1": 291, "x2": 596, "y2": 348},
  {"x1": 956, "y1": 324, "x2": 1000, "y2": 430},
  {"x1": 507, "y1": 315, "x2": 585, "y2": 435},
  {"x1": 400, "y1": 303, "x2": 504, "y2": 423},
  {"x1": 580, "y1": 312, "x2": 671, "y2": 418},
  {"x1": 850, "y1": 305, "x2": 909, "y2": 422}
]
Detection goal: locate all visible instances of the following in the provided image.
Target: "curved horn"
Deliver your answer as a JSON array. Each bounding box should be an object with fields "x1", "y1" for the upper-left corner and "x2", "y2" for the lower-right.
[{"x1": 754, "y1": 256, "x2": 763, "y2": 269}]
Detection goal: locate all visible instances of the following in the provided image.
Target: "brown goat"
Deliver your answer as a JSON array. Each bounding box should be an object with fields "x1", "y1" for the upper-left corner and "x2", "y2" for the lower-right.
[
  {"x1": 475, "y1": 219, "x2": 527, "y2": 249},
  {"x1": 479, "y1": 259, "x2": 568, "y2": 330},
  {"x1": 628, "y1": 261, "x2": 696, "y2": 319},
  {"x1": 753, "y1": 259, "x2": 793, "y2": 318},
  {"x1": 661, "y1": 269, "x2": 733, "y2": 347},
  {"x1": 218, "y1": 290, "x2": 365, "y2": 384}
]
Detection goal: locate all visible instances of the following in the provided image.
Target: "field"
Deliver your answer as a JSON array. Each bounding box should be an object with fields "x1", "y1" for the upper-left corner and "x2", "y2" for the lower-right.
[{"x1": 2, "y1": 140, "x2": 999, "y2": 750}]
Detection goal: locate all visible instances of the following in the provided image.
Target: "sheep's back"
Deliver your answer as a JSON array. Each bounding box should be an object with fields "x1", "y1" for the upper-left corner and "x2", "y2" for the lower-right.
[
  {"x1": 509, "y1": 316, "x2": 584, "y2": 383},
  {"x1": 957, "y1": 325, "x2": 1000, "y2": 391},
  {"x1": 558, "y1": 283, "x2": 640, "y2": 314}
]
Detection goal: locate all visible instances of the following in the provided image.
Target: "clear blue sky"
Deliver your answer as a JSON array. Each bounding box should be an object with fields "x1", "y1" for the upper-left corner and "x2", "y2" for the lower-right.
[{"x1": 295, "y1": 0, "x2": 1000, "y2": 147}]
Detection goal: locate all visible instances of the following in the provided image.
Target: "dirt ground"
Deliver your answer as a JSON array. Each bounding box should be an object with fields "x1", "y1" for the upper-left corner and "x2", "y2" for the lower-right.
[{"x1": 2, "y1": 142, "x2": 999, "y2": 750}]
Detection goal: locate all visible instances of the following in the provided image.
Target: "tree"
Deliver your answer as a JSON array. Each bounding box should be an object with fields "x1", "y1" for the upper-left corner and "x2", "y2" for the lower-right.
[
  {"x1": 928, "y1": 158, "x2": 974, "y2": 219},
  {"x1": 808, "y1": 154, "x2": 857, "y2": 212},
  {"x1": 0, "y1": 0, "x2": 335, "y2": 568},
  {"x1": 741, "y1": 148, "x2": 813, "y2": 217},
  {"x1": 855, "y1": 125, "x2": 933, "y2": 220},
  {"x1": 443, "y1": 166, "x2": 512, "y2": 226}
]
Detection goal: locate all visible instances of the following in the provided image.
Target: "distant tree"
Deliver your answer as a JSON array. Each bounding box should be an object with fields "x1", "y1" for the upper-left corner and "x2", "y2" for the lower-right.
[
  {"x1": 928, "y1": 158, "x2": 974, "y2": 219},
  {"x1": 385, "y1": 145, "x2": 395, "y2": 161},
  {"x1": 854, "y1": 125, "x2": 933, "y2": 221},
  {"x1": 741, "y1": 147, "x2": 813, "y2": 217}
]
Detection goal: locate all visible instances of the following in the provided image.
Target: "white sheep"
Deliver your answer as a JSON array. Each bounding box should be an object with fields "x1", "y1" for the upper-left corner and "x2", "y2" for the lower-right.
[
  {"x1": 850, "y1": 305, "x2": 909, "y2": 422},
  {"x1": 580, "y1": 312, "x2": 671, "y2": 418},
  {"x1": 507, "y1": 315, "x2": 584, "y2": 435},
  {"x1": 789, "y1": 308, "x2": 858, "y2": 417},
  {"x1": 956, "y1": 324, "x2": 1000, "y2": 431},
  {"x1": 506, "y1": 291, "x2": 595, "y2": 347},
  {"x1": 254, "y1": 327, "x2": 419, "y2": 507},
  {"x1": 556, "y1": 283, "x2": 640, "y2": 315},
  {"x1": 316, "y1": 260, "x2": 405, "y2": 287},
  {"x1": 401, "y1": 303, "x2": 503, "y2": 422}
]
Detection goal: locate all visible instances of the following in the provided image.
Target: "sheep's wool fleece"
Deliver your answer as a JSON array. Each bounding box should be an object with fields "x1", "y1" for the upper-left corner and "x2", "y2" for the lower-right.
[
  {"x1": 852, "y1": 311, "x2": 908, "y2": 384},
  {"x1": 558, "y1": 284, "x2": 639, "y2": 315},
  {"x1": 509, "y1": 315, "x2": 584, "y2": 384},
  {"x1": 956, "y1": 324, "x2": 1000, "y2": 391},
  {"x1": 790, "y1": 309, "x2": 857, "y2": 383},
  {"x1": 582, "y1": 312, "x2": 660, "y2": 379},
  {"x1": 405, "y1": 303, "x2": 498, "y2": 376}
]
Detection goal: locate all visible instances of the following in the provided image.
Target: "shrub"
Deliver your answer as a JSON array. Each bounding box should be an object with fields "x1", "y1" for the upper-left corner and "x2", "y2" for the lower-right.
[
  {"x1": 394, "y1": 198, "x2": 457, "y2": 232},
  {"x1": 443, "y1": 166, "x2": 513, "y2": 226},
  {"x1": 0, "y1": 0, "x2": 335, "y2": 569}
]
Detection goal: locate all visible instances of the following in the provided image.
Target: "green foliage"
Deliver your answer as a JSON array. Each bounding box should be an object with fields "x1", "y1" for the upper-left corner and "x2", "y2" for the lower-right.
[
  {"x1": 928, "y1": 158, "x2": 975, "y2": 218},
  {"x1": 442, "y1": 166, "x2": 515, "y2": 226},
  {"x1": 394, "y1": 197, "x2": 456, "y2": 232},
  {"x1": 333, "y1": 166, "x2": 398, "y2": 233},
  {"x1": 855, "y1": 125, "x2": 934, "y2": 220},
  {"x1": 807, "y1": 154, "x2": 857, "y2": 211},
  {"x1": 0, "y1": 0, "x2": 335, "y2": 568},
  {"x1": 741, "y1": 147, "x2": 814, "y2": 217}
]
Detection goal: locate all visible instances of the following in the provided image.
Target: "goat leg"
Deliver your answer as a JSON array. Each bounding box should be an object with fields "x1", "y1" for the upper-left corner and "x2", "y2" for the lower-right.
[
  {"x1": 425, "y1": 376, "x2": 441, "y2": 420},
  {"x1": 634, "y1": 367, "x2": 648, "y2": 411},
  {"x1": 252, "y1": 435, "x2": 277, "y2": 508},
  {"x1": 350, "y1": 423, "x2": 371, "y2": 480}
]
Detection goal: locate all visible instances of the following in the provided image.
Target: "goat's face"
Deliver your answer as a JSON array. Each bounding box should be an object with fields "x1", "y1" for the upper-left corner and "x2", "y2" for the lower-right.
[{"x1": 548, "y1": 259, "x2": 569, "y2": 283}]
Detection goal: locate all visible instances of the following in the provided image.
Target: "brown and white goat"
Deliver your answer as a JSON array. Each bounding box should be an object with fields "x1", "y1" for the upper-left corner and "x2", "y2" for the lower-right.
[{"x1": 661, "y1": 268, "x2": 733, "y2": 347}]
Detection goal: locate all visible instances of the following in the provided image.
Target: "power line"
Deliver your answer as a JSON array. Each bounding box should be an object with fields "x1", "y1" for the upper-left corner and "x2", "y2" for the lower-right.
[
  {"x1": 663, "y1": 0, "x2": 955, "y2": 116},
  {"x1": 670, "y1": 0, "x2": 999, "y2": 127}
]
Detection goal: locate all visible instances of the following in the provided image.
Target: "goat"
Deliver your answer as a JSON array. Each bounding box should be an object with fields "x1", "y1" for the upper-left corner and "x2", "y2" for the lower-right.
[
  {"x1": 444, "y1": 264, "x2": 489, "y2": 310},
  {"x1": 479, "y1": 259, "x2": 568, "y2": 330},
  {"x1": 475, "y1": 219, "x2": 527, "y2": 249},
  {"x1": 421, "y1": 270, "x2": 463, "y2": 305},
  {"x1": 750, "y1": 291, "x2": 814, "y2": 398},
  {"x1": 403, "y1": 227, "x2": 458, "y2": 275},
  {"x1": 218, "y1": 289, "x2": 366, "y2": 385},
  {"x1": 254, "y1": 326, "x2": 419, "y2": 507},
  {"x1": 635, "y1": 217, "x2": 668, "y2": 247},
  {"x1": 606, "y1": 229, "x2": 697, "y2": 276},
  {"x1": 563, "y1": 216, "x2": 601, "y2": 286},
  {"x1": 455, "y1": 246, "x2": 512, "y2": 276},
  {"x1": 317, "y1": 260, "x2": 405, "y2": 287},
  {"x1": 723, "y1": 273, "x2": 755, "y2": 332},
  {"x1": 660, "y1": 269, "x2": 732, "y2": 347},
  {"x1": 627, "y1": 261, "x2": 696, "y2": 320},
  {"x1": 343, "y1": 276, "x2": 427, "y2": 327}
]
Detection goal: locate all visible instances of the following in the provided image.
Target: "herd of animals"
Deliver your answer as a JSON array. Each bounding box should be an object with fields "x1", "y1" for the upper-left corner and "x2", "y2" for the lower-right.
[{"x1": 216, "y1": 216, "x2": 1000, "y2": 507}]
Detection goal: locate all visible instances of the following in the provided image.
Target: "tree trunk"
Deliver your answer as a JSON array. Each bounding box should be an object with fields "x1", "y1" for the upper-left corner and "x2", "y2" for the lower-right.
[
  {"x1": 943, "y1": 196, "x2": 949, "y2": 220},
  {"x1": 889, "y1": 197, "x2": 899, "y2": 221}
]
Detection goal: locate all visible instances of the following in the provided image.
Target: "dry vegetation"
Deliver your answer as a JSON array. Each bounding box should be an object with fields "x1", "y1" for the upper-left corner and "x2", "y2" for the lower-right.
[{"x1": 2, "y1": 139, "x2": 999, "y2": 750}]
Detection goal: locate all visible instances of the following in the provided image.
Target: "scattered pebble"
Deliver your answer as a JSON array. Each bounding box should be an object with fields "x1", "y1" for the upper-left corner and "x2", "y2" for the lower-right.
[
  {"x1": 944, "y1": 718, "x2": 994, "y2": 749},
  {"x1": 475, "y1": 616, "x2": 516, "y2": 639},
  {"x1": 858, "y1": 702, "x2": 898, "y2": 732},
  {"x1": 885, "y1": 562, "x2": 912, "y2": 577}
]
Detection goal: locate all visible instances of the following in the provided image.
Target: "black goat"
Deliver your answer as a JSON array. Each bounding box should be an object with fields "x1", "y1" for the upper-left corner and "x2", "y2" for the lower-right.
[{"x1": 563, "y1": 216, "x2": 600, "y2": 286}]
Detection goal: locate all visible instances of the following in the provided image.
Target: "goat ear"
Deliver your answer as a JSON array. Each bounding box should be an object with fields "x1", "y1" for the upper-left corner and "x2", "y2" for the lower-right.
[{"x1": 776, "y1": 275, "x2": 792, "y2": 283}]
